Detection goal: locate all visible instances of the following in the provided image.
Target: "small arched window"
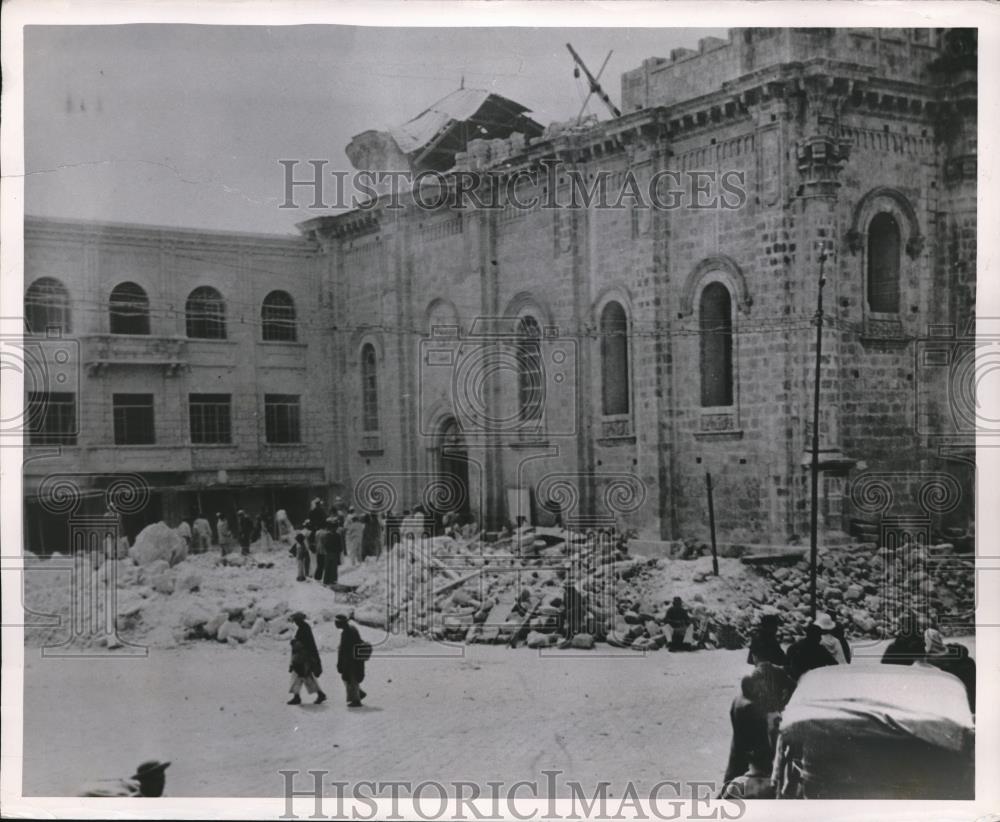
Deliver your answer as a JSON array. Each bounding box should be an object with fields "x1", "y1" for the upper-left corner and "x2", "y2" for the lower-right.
[
  {"x1": 600, "y1": 301, "x2": 630, "y2": 416},
  {"x1": 261, "y1": 290, "x2": 297, "y2": 341},
  {"x1": 518, "y1": 316, "x2": 543, "y2": 423},
  {"x1": 185, "y1": 286, "x2": 227, "y2": 339},
  {"x1": 867, "y1": 212, "x2": 901, "y2": 313},
  {"x1": 109, "y1": 282, "x2": 151, "y2": 335},
  {"x1": 25, "y1": 277, "x2": 71, "y2": 334},
  {"x1": 699, "y1": 283, "x2": 734, "y2": 407},
  {"x1": 360, "y1": 343, "x2": 379, "y2": 432}
]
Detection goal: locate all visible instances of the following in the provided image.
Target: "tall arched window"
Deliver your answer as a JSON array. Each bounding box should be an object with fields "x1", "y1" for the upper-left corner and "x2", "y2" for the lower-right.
[
  {"x1": 699, "y1": 283, "x2": 734, "y2": 407},
  {"x1": 109, "y1": 282, "x2": 151, "y2": 335},
  {"x1": 518, "y1": 315, "x2": 543, "y2": 423},
  {"x1": 25, "y1": 277, "x2": 71, "y2": 333},
  {"x1": 185, "y1": 286, "x2": 227, "y2": 339},
  {"x1": 360, "y1": 343, "x2": 379, "y2": 432},
  {"x1": 261, "y1": 290, "x2": 297, "y2": 341},
  {"x1": 867, "y1": 212, "x2": 901, "y2": 313},
  {"x1": 600, "y1": 301, "x2": 630, "y2": 416}
]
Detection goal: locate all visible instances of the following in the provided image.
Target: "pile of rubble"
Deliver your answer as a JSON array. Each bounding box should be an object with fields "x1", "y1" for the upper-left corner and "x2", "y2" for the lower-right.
[
  {"x1": 23, "y1": 520, "x2": 975, "y2": 653},
  {"x1": 741, "y1": 541, "x2": 976, "y2": 645},
  {"x1": 333, "y1": 529, "x2": 775, "y2": 650}
]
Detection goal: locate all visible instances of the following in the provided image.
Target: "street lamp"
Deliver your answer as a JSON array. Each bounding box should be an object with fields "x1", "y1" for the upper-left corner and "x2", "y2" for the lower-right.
[{"x1": 808, "y1": 244, "x2": 831, "y2": 622}]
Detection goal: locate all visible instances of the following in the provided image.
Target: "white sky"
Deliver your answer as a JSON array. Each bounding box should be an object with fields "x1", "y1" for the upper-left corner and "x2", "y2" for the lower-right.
[{"x1": 24, "y1": 25, "x2": 725, "y2": 235}]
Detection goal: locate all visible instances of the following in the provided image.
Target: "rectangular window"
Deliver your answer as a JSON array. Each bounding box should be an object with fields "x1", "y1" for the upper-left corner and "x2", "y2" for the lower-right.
[
  {"x1": 27, "y1": 392, "x2": 77, "y2": 445},
  {"x1": 113, "y1": 394, "x2": 155, "y2": 445},
  {"x1": 264, "y1": 394, "x2": 301, "y2": 444},
  {"x1": 189, "y1": 393, "x2": 232, "y2": 444}
]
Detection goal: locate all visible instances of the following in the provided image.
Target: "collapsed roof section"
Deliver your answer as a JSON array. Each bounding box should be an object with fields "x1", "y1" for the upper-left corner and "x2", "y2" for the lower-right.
[{"x1": 345, "y1": 87, "x2": 544, "y2": 176}]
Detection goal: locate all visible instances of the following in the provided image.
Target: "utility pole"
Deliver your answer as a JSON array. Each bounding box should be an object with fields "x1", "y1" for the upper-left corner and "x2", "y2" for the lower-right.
[
  {"x1": 808, "y1": 248, "x2": 829, "y2": 621},
  {"x1": 706, "y1": 472, "x2": 719, "y2": 576},
  {"x1": 566, "y1": 43, "x2": 621, "y2": 119}
]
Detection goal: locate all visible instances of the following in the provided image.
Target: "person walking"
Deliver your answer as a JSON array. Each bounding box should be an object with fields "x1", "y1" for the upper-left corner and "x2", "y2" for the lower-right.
[
  {"x1": 335, "y1": 613, "x2": 367, "y2": 707},
  {"x1": 294, "y1": 533, "x2": 310, "y2": 582},
  {"x1": 287, "y1": 612, "x2": 326, "y2": 705}
]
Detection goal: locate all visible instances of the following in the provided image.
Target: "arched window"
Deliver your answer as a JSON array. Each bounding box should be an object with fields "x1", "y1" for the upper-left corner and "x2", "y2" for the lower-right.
[
  {"x1": 360, "y1": 343, "x2": 379, "y2": 432},
  {"x1": 518, "y1": 316, "x2": 543, "y2": 423},
  {"x1": 699, "y1": 283, "x2": 734, "y2": 407},
  {"x1": 109, "y1": 282, "x2": 151, "y2": 335},
  {"x1": 185, "y1": 286, "x2": 227, "y2": 339},
  {"x1": 261, "y1": 290, "x2": 297, "y2": 341},
  {"x1": 867, "y1": 212, "x2": 901, "y2": 313},
  {"x1": 25, "y1": 277, "x2": 71, "y2": 333},
  {"x1": 600, "y1": 301, "x2": 630, "y2": 416}
]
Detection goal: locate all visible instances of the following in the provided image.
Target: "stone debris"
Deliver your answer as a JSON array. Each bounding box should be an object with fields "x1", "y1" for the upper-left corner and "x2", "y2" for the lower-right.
[
  {"x1": 129, "y1": 522, "x2": 188, "y2": 568},
  {"x1": 22, "y1": 522, "x2": 974, "y2": 654}
]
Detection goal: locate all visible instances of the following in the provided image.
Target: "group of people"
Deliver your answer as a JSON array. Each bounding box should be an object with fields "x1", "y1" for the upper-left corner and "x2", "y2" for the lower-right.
[
  {"x1": 286, "y1": 611, "x2": 369, "y2": 708},
  {"x1": 176, "y1": 509, "x2": 277, "y2": 556},
  {"x1": 721, "y1": 610, "x2": 977, "y2": 798},
  {"x1": 288, "y1": 499, "x2": 383, "y2": 585}
]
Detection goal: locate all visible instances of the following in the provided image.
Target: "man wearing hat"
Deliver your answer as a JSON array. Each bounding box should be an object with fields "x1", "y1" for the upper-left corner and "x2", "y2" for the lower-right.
[
  {"x1": 79, "y1": 760, "x2": 170, "y2": 797},
  {"x1": 335, "y1": 613, "x2": 367, "y2": 707},
  {"x1": 288, "y1": 612, "x2": 326, "y2": 705},
  {"x1": 813, "y1": 612, "x2": 848, "y2": 665}
]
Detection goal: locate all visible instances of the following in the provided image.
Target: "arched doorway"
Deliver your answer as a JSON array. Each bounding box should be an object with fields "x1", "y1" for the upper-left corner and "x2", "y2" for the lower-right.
[{"x1": 438, "y1": 417, "x2": 470, "y2": 518}]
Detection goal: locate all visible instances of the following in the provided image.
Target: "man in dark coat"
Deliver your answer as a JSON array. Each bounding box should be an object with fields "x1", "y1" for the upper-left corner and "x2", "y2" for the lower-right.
[
  {"x1": 288, "y1": 612, "x2": 326, "y2": 705},
  {"x1": 881, "y1": 613, "x2": 925, "y2": 665},
  {"x1": 786, "y1": 623, "x2": 836, "y2": 682},
  {"x1": 747, "y1": 614, "x2": 787, "y2": 667},
  {"x1": 723, "y1": 662, "x2": 793, "y2": 784},
  {"x1": 335, "y1": 613, "x2": 367, "y2": 707},
  {"x1": 307, "y1": 498, "x2": 328, "y2": 532},
  {"x1": 236, "y1": 509, "x2": 253, "y2": 555},
  {"x1": 665, "y1": 597, "x2": 691, "y2": 650},
  {"x1": 322, "y1": 517, "x2": 341, "y2": 585}
]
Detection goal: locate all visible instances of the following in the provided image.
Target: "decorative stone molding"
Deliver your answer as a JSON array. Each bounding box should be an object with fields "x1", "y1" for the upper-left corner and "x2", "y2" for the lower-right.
[
  {"x1": 795, "y1": 134, "x2": 851, "y2": 196},
  {"x1": 679, "y1": 255, "x2": 752, "y2": 318},
  {"x1": 847, "y1": 186, "x2": 922, "y2": 254}
]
